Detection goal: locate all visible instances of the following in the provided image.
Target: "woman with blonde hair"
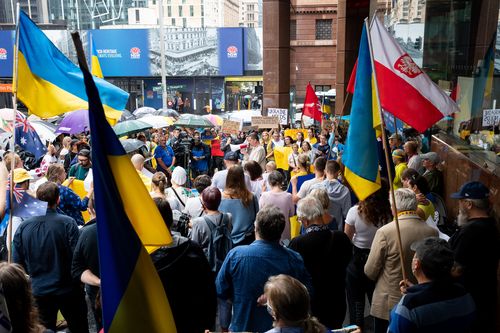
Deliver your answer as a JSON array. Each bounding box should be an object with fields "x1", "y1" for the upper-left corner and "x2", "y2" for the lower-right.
[
  {"x1": 264, "y1": 274, "x2": 327, "y2": 333},
  {"x1": 0, "y1": 262, "x2": 47, "y2": 333},
  {"x1": 291, "y1": 153, "x2": 311, "y2": 178},
  {"x1": 150, "y1": 171, "x2": 168, "y2": 199},
  {"x1": 219, "y1": 165, "x2": 259, "y2": 246}
]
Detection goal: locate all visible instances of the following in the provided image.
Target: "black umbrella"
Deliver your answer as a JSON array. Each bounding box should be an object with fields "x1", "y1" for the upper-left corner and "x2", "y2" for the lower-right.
[{"x1": 155, "y1": 108, "x2": 180, "y2": 118}]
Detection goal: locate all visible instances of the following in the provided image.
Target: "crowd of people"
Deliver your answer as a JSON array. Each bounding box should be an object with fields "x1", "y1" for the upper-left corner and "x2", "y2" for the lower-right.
[{"x1": 0, "y1": 121, "x2": 498, "y2": 333}]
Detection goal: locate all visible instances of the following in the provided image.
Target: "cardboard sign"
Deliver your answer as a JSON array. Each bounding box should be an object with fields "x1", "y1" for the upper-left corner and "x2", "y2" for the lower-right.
[
  {"x1": 251, "y1": 116, "x2": 280, "y2": 129},
  {"x1": 482, "y1": 109, "x2": 500, "y2": 127},
  {"x1": 267, "y1": 108, "x2": 288, "y2": 125},
  {"x1": 222, "y1": 119, "x2": 241, "y2": 134}
]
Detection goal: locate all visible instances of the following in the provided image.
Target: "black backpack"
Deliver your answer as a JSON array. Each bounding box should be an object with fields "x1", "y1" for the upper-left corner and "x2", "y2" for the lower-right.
[{"x1": 203, "y1": 214, "x2": 233, "y2": 273}]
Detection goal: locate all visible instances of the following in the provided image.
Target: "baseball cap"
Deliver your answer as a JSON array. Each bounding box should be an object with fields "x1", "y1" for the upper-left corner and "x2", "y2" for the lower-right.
[
  {"x1": 389, "y1": 133, "x2": 402, "y2": 141},
  {"x1": 421, "y1": 152, "x2": 440, "y2": 164},
  {"x1": 13, "y1": 168, "x2": 33, "y2": 184},
  {"x1": 450, "y1": 181, "x2": 489, "y2": 199},
  {"x1": 392, "y1": 149, "x2": 405, "y2": 159},
  {"x1": 411, "y1": 237, "x2": 454, "y2": 279},
  {"x1": 224, "y1": 151, "x2": 239, "y2": 161}
]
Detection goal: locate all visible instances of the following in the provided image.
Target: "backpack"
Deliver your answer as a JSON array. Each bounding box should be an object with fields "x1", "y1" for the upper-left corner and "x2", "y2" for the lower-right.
[{"x1": 204, "y1": 214, "x2": 233, "y2": 273}]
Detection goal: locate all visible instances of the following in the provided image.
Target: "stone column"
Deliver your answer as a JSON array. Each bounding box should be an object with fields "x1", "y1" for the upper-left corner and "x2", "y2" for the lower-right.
[{"x1": 262, "y1": 0, "x2": 290, "y2": 114}]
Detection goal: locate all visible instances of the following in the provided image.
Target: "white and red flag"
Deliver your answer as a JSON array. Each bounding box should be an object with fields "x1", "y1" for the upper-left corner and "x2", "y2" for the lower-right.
[
  {"x1": 370, "y1": 18, "x2": 459, "y2": 132},
  {"x1": 303, "y1": 83, "x2": 322, "y2": 122}
]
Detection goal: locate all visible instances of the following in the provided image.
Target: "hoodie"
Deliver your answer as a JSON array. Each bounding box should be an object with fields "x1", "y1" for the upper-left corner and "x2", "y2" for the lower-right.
[{"x1": 312, "y1": 179, "x2": 351, "y2": 230}]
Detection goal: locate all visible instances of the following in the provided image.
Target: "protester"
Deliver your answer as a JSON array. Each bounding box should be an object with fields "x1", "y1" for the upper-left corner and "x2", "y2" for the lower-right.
[
  {"x1": 46, "y1": 163, "x2": 91, "y2": 226},
  {"x1": 68, "y1": 149, "x2": 91, "y2": 181},
  {"x1": 305, "y1": 128, "x2": 317, "y2": 145},
  {"x1": 63, "y1": 139, "x2": 79, "y2": 173},
  {"x1": 344, "y1": 179, "x2": 392, "y2": 331},
  {"x1": 314, "y1": 134, "x2": 330, "y2": 160},
  {"x1": 288, "y1": 143, "x2": 300, "y2": 171},
  {"x1": 449, "y1": 181, "x2": 499, "y2": 333},
  {"x1": 244, "y1": 160, "x2": 265, "y2": 200},
  {"x1": 259, "y1": 171, "x2": 294, "y2": 242},
  {"x1": 404, "y1": 140, "x2": 422, "y2": 173},
  {"x1": 4, "y1": 152, "x2": 24, "y2": 172},
  {"x1": 364, "y1": 188, "x2": 438, "y2": 333},
  {"x1": 58, "y1": 136, "x2": 73, "y2": 165},
  {"x1": 244, "y1": 132, "x2": 267, "y2": 171},
  {"x1": 191, "y1": 134, "x2": 210, "y2": 178},
  {"x1": 289, "y1": 196, "x2": 352, "y2": 329},
  {"x1": 0, "y1": 262, "x2": 49, "y2": 333},
  {"x1": 183, "y1": 174, "x2": 211, "y2": 218},
  {"x1": 40, "y1": 144, "x2": 57, "y2": 173},
  {"x1": 291, "y1": 156, "x2": 326, "y2": 204},
  {"x1": 388, "y1": 133, "x2": 403, "y2": 151},
  {"x1": 209, "y1": 131, "x2": 225, "y2": 176},
  {"x1": 311, "y1": 160, "x2": 351, "y2": 231},
  {"x1": 392, "y1": 149, "x2": 407, "y2": 190},
  {"x1": 216, "y1": 206, "x2": 312, "y2": 332},
  {"x1": 407, "y1": 174, "x2": 435, "y2": 221},
  {"x1": 150, "y1": 172, "x2": 168, "y2": 199},
  {"x1": 219, "y1": 165, "x2": 259, "y2": 246},
  {"x1": 212, "y1": 151, "x2": 252, "y2": 191},
  {"x1": 389, "y1": 237, "x2": 475, "y2": 333},
  {"x1": 291, "y1": 153, "x2": 311, "y2": 178},
  {"x1": 154, "y1": 135, "x2": 176, "y2": 176},
  {"x1": 296, "y1": 131, "x2": 305, "y2": 147},
  {"x1": 308, "y1": 188, "x2": 333, "y2": 226},
  {"x1": 13, "y1": 182, "x2": 88, "y2": 333},
  {"x1": 151, "y1": 197, "x2": 217, "y2": 333},
  {"x1": 263, "y1": 274, "x2": 327, "y2": 333},
  {"x1": 131, "y1": 153, "x2": 152, "y2": 190},
  {"x1": 301, "y1": 141, "x2": 315, "y2": 164},
  {"x1": 421, "y1": 152, "x2": 444, "y2": 196},
  {"x1": 165, "y1": 166, "x2": 194, "y2": 211}
]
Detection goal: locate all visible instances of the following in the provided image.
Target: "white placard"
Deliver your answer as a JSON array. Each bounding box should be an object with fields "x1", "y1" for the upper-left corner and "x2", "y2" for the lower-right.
[
  {"x1": 482, "y1": 109, "x2": 500, "y2": 127},
  {"x1": 267, "y1": 108, "x2": 288, "y2": 125}
]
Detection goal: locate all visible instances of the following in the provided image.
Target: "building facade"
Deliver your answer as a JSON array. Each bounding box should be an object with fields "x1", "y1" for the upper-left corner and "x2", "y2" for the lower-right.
[{"x1": 239, "y1": 0, "x2": 262, "y2": 27}]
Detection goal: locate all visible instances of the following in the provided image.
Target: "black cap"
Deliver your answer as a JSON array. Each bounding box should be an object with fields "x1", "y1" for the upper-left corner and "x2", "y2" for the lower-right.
[
  {"x1": 224, "y1": 151, "x2": 239, "y2": 161},
  {"x1": 411, "y1": 237, "x2": 454, "y2": 280}
]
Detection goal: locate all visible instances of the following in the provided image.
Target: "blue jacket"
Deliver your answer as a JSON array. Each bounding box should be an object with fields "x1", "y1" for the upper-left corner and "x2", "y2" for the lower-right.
[{"x1": 216, "y1": 240, "x2": 312, "y2": 332}]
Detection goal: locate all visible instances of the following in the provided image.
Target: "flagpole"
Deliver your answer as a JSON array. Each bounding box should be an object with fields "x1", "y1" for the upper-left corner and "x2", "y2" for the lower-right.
[
  {"x1": 8, "y1": 3, "x2": 21, "y2": 263},
  {"x1": 365, "y1": 17, "x2": 407, "y2": 282}
]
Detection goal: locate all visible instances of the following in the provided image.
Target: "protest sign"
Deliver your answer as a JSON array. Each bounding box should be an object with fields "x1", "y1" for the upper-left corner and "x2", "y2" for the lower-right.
[
  {"x1": 267, "y1": 108, "x2": 288, "y2": 125},
  {"x1": 273, "y1": 146, "x2": 293, "y2": 170},
  {"x1": 284, "y1": 129, "x2": 308, "y2": 141},
  {"x1": 482, "y1": 109, "x2": 500, "y2": 127},
  {"x1": 251, "y1": 116, "x2": 280, "y2": 129},
  {"x1": 222, "y1": 119, "x2": 241, "y2": 134}
]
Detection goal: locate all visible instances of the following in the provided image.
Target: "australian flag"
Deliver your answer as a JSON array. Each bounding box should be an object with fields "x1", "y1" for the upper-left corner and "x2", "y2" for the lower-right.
[
  {"x1": 6, "y1": 186, "x2": 47, "y2": 219},
  {"x1": 15, "y1": 112, "x2": 46, "y2": 160}
]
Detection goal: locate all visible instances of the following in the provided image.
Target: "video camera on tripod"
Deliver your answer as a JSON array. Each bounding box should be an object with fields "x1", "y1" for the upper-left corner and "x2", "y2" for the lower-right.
[{"x1": 173, "y1": 131, "x2": 193, "y2": 169}]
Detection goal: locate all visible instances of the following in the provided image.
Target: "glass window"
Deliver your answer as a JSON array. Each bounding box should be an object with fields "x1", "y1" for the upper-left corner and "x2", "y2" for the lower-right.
[
  {"x1": 190, "y1": 5, "x2": 194, "y2": 16},
  {"x1": 179, "y1": 5, "x2": 183, "y2": 17},
  {"x1": 290, "y1": 20, "x2": 297, "y2": 40},
  {"x1": 167, "y1": 6, "x2": 171, "y2": 17},
  {"x1": 183, "y1": 18, "x2": 187, "y2": 28},
  {"x1": 172, "y1": 18, "x2": 176, "y2": 26},
  {"x1": 135, "y1": 9, "x2": 140, "y2": 23},
  {"x1": 315, "y1": 19, "x2": 332, "y2": 40}
]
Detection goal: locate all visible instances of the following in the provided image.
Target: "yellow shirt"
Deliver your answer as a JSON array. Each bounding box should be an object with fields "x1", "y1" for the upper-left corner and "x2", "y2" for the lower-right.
[
  {"x1": 136, "y1": 169, "x2": 152, "y2": 191},
  {"x1": 305, "y1": 137, "x2": 317, "y2": 145},
  {"x1": 418, "y1": 200, "x2": 435, "y2": 221},
  {"x1": 394, "y1": 162, "x2": 408, "y2": 190},
  {"x1": 291, "y1": 170, "x2": 309, "y2": 178}
]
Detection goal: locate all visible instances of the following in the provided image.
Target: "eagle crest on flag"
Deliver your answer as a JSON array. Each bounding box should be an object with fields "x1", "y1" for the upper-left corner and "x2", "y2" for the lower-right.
[{"x1": 394, "y1": 54, "x2": 422, "y2": 78}]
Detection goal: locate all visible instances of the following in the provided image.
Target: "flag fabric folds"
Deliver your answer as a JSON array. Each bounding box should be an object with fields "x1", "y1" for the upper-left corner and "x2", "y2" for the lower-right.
[
  {"x1": 343, "y1": 25, "x2": 381, "y2": 201},
  {"x1": 471, "y1": 36, "x2": 495, "y2": 117},
  {"x1": 79, "y1": 39, "x2": 176, "y2": 332},
  {"x1": 15, "y1": 12, "x2": 128, "y2": 120},
  {"x1": 90, "y1": 35, "x2": 104, "y2": 79},
  {"x1": 370, "y1": 17, "x2": 459, "y2": 132},
  {"x1": 302, "y1": 83, "x2": 322, "y2": 122},
  {"x1": 15, "y1": 112, "x2": 46, "y2": 160},
  {"x1": 6, "y1": 185, "x2": 48, "y2": 219}
]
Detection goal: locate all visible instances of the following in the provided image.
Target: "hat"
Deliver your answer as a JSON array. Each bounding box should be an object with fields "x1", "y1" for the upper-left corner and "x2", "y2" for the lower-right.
[
  {"x1": 392, "y1": 149, "x2": 405, "y2": 159},
  {"x1": 171, "y1": 166, "x2": 187, "y2": 186},
  {"x1": 389, "y1": 133, "x2": 402, "y2": 141},
  {"x1": 224, "y1": 151, "x2": 239, "y2": 161},
  {"x1": 451, "y1": 181, "x2": 489, "y2": 199},
  {"x1": 13, "y1": 168, "x2": 33, "y2": 184},
  {"x1": 421, "y1": 152, "x2": 440, "y2": 164},
  {"x1": 411, "y1": 237, "x2": 454, "y2": 279}
]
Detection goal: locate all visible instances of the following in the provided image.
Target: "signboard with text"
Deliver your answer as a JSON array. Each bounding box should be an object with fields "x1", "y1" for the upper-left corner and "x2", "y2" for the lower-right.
[
  {"x1": 482, "y1": 109, "x2": 500, "y2": 126},
  {"x1": 251, "y1": 116, "x2": 279, "y2": 128},
  {"x1": 267, "y1": 108, "x2": 288, "y2": 125},
  {"x1": 222, "y1": 119, "x2": 241, "y2": 134}
]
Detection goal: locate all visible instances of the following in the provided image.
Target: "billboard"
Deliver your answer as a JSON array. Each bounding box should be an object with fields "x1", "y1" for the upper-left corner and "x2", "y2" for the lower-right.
[{"x1": 0, "y1": 28, "x2": 263, "y2": 78}]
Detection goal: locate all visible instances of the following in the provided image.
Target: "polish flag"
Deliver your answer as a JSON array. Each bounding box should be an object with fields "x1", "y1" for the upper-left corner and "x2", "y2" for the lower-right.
[
  {"x1": 303, "y1": 83, "x2": 322, "y2": 122},
  {"x1": 370, "y1": 18, "x2": 459, "y2": 132}
]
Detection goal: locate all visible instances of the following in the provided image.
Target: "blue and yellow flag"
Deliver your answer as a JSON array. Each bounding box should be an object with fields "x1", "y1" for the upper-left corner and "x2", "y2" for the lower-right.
[
  {"x1": 79, "y1": 36, "x2": 176, "y2": 332},
  {"x1": 90, "y1": 35, "x2": 104, "y2": 79},
  {"x1": 15, "y1": 11, "x2": 128, "y2": 122},
  {"x1": 343, "y1": 25, "x2": 381, "y2": 201},
  {"x1": 471, "y1": 36, "x2": 495, "y2": 117}
]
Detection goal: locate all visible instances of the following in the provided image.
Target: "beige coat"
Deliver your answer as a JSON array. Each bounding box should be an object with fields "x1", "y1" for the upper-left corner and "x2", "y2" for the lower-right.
[{"x1": 364, "y1": 214, "x2": 438, "y2": 320}]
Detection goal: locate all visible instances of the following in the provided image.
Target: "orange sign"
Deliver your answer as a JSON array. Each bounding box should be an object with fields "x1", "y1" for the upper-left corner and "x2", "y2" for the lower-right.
[{"x1": 0, "y1": 84, "x2": 12, "y2": 93}]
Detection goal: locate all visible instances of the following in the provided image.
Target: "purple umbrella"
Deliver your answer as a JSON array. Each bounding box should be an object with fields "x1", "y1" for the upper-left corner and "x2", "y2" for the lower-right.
[{"x1": 55, "y1": 109, "x2": 89, "y2": 135}]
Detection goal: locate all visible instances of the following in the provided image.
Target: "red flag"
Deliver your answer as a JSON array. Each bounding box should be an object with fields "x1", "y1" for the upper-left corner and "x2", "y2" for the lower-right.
[
  {"x1": 346, "y1": 60, "x2": 358, "y2": 94},
  {"x1": 303, "y1": 83, "x2": 322, "y2": 122}
]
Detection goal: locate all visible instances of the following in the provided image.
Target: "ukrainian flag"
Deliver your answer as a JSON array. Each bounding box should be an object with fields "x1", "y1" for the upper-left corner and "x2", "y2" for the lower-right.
[
  {"x1": 90, "y1": 35, "x2": 104, "y2": 79},
  {"x1": 15, "y1": 11, "x2": 128, "y2": 122},
  {"x1": 343, "y1": 25, "x2": 381, "y2": 201},
  {"x1": 471, "y1": 36, "x2": 495, "y2": 117},
  {"x1": 79, "y1": 36, "x2": 176, "y2": 332}
]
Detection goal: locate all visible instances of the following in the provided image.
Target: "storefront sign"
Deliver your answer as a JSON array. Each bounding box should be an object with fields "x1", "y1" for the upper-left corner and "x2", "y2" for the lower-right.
[
  {"x1": 267, "y1": 108, "x2": 288, "y2": 125},
  {"x1": 222, "y1": 119, "x2": 241, "y2": 134},
  {"x1": 251, "y1": 116, "x2": 279, "y2": 128},
  {"x1": 0, "y1": 31, "x2": 14, "y2": 78},
  {"x1": 482, "y1": 109, "x2": 500, "y2": 127},
  {"x1": 0, "y1": 84, "x2": 12, "y2": 93}
]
